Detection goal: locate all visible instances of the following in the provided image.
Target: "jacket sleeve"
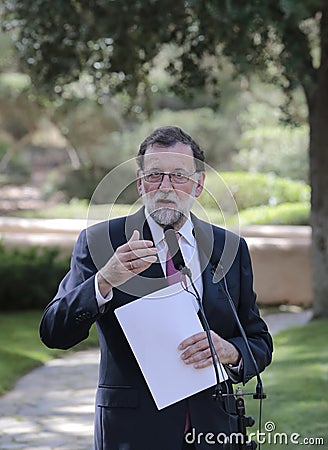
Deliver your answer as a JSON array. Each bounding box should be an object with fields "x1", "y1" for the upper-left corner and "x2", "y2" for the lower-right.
[
  {"x1": 39, "y1": 229, "x2": 102, "y2": 350},
  {"x1": 228, "y1": 237, "x2": 273, "y2": 384}
]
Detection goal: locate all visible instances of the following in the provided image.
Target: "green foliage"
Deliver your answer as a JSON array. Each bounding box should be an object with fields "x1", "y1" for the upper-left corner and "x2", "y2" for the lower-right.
[
  {"x1": 233, "y1": 102, "x2": 309, "y2": 182},
  {"x1": 16, "y1": 199, "x2": 138, "y2": 220},
  {"x1": 44, "y1": 106, "x2": 243, "y2": 201},
  {"x1": 0, "y1": 311, "x2": 99, "y2": 395},
  {"x1": 0, "y1": 73, "x2": 31, "y2": 93},
  {"x1": 45, "y1": 164, "x2": 109, "y2": 202},
  {"x1": 106, "y1": 107, "x2": 241, "y2": 167},
  {"x1": 3, "y1": 0, "x2": 192, "y2": 103},
  {"x1": 0, "y1": 243, "x2": 69, "y2": 311},
  {"x1": 2, "y1": 0, "x2": 321, "y2": 107},
  {"x1": 45, "y1": 163, "x2": 139, "y2": 204},
  {"x1": 45, "y1": 99, "x2": 309, "y2": 203},
  {"x1": 235, "y1": 202, "x2": 310, "y2": 226},
  {"x1": 201, "y1": 172, "x2": 310, "y2": 212},
  {"x1": 53, "y1": 98, "x2": 122, "y2": 162},
  {"x1": 0, "y1": 30, "x2": 17, "y2": 71}
]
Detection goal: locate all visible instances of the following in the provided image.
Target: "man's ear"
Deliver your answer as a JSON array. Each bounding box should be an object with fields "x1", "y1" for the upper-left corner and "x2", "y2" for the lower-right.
[{"x1": 195, "y1": 172, "x2": 205, "y2": 198}]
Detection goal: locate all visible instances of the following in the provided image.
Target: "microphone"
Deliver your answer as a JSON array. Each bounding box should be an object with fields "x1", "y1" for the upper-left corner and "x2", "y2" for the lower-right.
[{"x1": 163, "y1": 225, "x2": 191, "y2": 276}]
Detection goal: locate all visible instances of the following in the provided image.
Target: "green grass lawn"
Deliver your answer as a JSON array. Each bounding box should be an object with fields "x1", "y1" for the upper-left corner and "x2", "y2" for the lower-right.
[
  {"x1": 0, "y1": 312, "x2": 327, "y2": 449},
  {"x1": 244, "y1": 318, "x2": 328, "y2": 448},
  {"x1": 0, "y1": 310, "x2": 99, "y2": 395}
]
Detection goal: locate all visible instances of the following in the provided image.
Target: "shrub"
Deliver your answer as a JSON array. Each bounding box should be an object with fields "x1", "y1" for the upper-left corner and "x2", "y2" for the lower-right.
[
  {"x1": 234, "y1": 202, "x2": 310, "y2": 226},
  {"x1": 234, "y1": 102, "x2": 309, "y2": 182},
  {"x1": 200, "y1": 171, "x2": 310, "y2": 213},
  {"x1": 0, "y1": 243, "x2": 69, "y2": 311},
  {"x1": 44, "y1": 163, "x2": 138, "y2": 204}
]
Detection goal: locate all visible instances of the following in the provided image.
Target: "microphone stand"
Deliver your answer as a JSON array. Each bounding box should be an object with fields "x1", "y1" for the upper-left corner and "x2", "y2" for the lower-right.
[
  {"x1": 182, "y1": 267, "x2": 261, "y2": 450},
  {"x1": 182, "y1": 268, "x2": 226, "y2": 400},
  {"x1": 213, "y1": 263, "x2": 267, "y2": 450},
  {"x1": 163, "y1": 226, "x2": 263, "y2": 449}
]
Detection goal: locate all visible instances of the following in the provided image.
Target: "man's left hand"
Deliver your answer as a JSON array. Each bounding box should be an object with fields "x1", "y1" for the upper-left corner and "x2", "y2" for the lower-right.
[{"x1": 178, "y1": 331, "x2": 240, "y2": 369}]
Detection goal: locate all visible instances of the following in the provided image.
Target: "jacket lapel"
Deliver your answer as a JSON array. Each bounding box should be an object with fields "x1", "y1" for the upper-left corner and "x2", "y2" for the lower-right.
[
  {"x1": 191, "y1": 213, "x2": 215, "y2": 282},
  {"x1": 191, "y1": 214, "x2": 221, "y2": 321}
]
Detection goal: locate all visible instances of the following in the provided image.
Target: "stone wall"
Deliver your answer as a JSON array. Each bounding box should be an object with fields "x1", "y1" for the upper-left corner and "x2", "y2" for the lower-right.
[{"x1": 240, "y1": 226, "x2": 312, "y2": 306}]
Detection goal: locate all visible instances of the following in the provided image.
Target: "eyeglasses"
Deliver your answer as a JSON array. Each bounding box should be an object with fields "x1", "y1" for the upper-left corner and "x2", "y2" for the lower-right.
[{"x1": 142, "y1": 170, "x2": 197, "y2": 184}]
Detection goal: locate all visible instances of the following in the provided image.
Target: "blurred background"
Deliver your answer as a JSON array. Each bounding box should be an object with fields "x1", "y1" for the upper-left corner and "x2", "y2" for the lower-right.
[{"x1": 0, "y1": 2, "x2": 326, "y2": 449}]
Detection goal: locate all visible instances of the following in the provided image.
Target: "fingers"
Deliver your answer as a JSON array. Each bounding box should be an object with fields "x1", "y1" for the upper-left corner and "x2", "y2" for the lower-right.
[
  {"x1": 179, "y1": 332, "x2": 212, "y2": 368},
  {"x1": 182, "y1": 348, "x2": 213, "y2": 368},
  {"x1": 121, "y1": 230, "x2": 155, "y2": 252},
  {"x1": 178, "y1": 331, "x2": 240, "y2": 368},
  {"x1": 123, "y1": 253, "x2": 157, "y2": 273},
  {"x1": 178, "y1": 332, "x2": 209, "y2": 351},
  {"x1": 120, "y1": 247, "x2": 158, "y2": 263},
  {"x1": 179, "y1": 331, "x2": 222, "y2": 369},
  {"x1": 99, "y1": 230, "x2": 158, "y2": 288},
  {"x1": 117, "y1": 230, "x2": 157, "y2": 264}
]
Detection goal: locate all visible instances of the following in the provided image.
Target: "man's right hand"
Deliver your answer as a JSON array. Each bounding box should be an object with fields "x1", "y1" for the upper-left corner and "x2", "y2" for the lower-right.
[{"x1": 98, "y1": 230, "x2": 158, "y2": 297}]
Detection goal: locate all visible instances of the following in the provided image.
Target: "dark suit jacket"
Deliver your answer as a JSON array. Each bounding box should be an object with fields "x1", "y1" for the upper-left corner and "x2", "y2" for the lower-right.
[{"x1": 40, "y1": 208, "x2": 273, "y2": 450}]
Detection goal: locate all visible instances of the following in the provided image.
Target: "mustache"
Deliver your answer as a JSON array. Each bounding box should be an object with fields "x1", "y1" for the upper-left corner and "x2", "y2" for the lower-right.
[{"x1": 152, "y1": 192, "x2": 179, "y2": 202}]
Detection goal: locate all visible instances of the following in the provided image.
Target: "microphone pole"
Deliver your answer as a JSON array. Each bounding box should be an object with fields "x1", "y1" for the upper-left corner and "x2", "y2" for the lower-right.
[
  {"x1": 163, "y1": 226, "x2": 226, "y2": 399},
  {"x1": 212, "y1": 262, "x2": 267, "y2": 450},
  {"x1": 165, "y1": 225, "x2": 263, "y2": 449},
  {"x1": 213, "y1": 263, "x2": 266, "y2": 401}
]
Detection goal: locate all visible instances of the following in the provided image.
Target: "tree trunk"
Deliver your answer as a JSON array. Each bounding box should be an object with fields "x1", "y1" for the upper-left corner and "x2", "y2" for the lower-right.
[{"x1": 308, "y1": 8, "x2": 328, "y2": 319}]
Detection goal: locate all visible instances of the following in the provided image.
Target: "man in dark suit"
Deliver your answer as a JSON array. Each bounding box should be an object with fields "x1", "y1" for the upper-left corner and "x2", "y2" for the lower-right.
[{"x1": 40, "y1": 126, "x2": 273, "y2": 450}]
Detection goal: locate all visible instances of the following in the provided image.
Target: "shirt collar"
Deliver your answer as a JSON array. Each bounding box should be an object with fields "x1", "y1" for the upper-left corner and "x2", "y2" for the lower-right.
[{"x1": 145, "y1": 208, "x2": 195, "y2": 247}]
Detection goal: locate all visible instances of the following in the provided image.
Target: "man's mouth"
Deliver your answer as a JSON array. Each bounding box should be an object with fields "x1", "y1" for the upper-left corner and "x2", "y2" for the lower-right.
[{"x1": 155, "y1": 199, "x2": 177, "y2": 206}]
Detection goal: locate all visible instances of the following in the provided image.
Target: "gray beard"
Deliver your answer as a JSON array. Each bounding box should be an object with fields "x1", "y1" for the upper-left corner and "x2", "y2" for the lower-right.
[
  {"x1": 140, "y1": 181, "x2": 197, "y2": 228},
  {"x1": 150, "y1": 208, "x2": 185, "y2": 227}
]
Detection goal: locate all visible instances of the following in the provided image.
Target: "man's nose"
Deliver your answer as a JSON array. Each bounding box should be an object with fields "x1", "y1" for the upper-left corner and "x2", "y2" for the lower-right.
[{"x1": 159, "y1": 173, "x2": 174, "y2": 189}]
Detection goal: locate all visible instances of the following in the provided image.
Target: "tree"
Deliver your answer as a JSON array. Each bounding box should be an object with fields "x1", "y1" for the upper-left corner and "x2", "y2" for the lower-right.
[{"x1": 2, "y1": 0, "x2": 327, "y2": 318}]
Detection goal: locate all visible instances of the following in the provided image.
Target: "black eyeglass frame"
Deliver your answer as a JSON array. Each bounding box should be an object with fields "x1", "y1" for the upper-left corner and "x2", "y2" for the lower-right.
[{"x1": 141, "y1": 170, "x2": 198, "y2": 185}]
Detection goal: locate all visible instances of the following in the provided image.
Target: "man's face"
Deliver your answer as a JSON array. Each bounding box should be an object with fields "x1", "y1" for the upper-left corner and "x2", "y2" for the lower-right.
[{"x1": 137, "y1": 143, "x2": 205, "y2": 228}]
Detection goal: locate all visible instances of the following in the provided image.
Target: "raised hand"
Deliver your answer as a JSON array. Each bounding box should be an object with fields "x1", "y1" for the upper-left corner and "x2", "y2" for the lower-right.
[{"x1": 98, "y1": 230, "x2": 158, "y2": 296}]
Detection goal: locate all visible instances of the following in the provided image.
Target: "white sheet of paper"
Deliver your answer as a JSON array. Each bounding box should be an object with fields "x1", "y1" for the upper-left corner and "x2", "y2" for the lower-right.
[{"x1": 114, "y1": 284, "x2": 228, "y2": 410}]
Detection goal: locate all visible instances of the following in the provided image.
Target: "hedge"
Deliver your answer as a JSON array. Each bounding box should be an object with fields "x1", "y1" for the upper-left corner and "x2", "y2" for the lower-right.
[
  {"x1": 235, "y1": 202, "x2": 310, "y2": 226},
  {"x1": 200, "y1": 171, "x2": 310, "y2": 213},
  {"x1": 0, "y1": 243, "x2": 69, "y2": 311}
]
